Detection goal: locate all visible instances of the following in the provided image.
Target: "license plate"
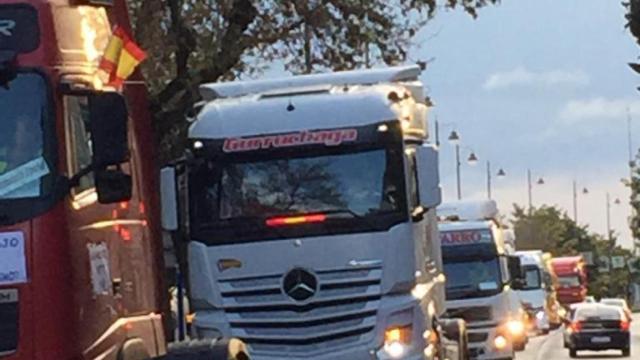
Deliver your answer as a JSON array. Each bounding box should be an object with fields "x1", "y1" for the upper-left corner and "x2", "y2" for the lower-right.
[{"x1": 590, "y1": 336, "x2": 611, "y2": 343}]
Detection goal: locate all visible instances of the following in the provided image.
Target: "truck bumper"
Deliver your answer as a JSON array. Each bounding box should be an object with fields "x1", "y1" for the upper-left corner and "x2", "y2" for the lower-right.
[
  {"x1": 466, "y1": 326, "x2": 514, "y2": 360},
  {"x1": 193, "y1": 294, "x2": 436, "y2": 360}
]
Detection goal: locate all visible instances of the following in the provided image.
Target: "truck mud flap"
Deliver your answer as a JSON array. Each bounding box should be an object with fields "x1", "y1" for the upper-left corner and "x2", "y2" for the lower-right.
[{"x1": 157, "y1": 338, "x2": 250, "y2": 360}]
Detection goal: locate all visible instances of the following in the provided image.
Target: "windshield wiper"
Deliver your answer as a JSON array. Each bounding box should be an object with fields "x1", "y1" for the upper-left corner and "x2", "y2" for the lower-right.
[{"x1": 321, "y1": 208, "x2": 378, "y2": 228}]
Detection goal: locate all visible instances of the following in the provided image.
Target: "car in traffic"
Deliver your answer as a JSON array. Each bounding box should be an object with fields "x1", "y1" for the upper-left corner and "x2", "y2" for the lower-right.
[
  {"x1": 563, "y1": 303, "x2": 631, "y2": 358},
  {"x1": 601, "y1": 298, "x2": 633, "y2": 321}
]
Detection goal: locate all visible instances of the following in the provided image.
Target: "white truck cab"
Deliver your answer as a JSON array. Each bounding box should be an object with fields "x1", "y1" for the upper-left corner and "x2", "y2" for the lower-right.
[
  {"x1": 438, "y1": 200, "x2": 525, "y2": 360},
  {"x1": 515, "y1": 251, "x2": 551, "y2": 334},
  {"x1": 160, "y1": 66, "x2": 464, "y2": 359}
]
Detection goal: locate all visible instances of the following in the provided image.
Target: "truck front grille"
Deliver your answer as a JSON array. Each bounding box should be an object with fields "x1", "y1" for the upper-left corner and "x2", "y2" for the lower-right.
[
  {"x1": 445, "y1": 306, "x2": 492, "y2": 323},
  {"x1": 0, "y1": 289, "x2": 19, "y2": 355},
  {"x1": 219, "y1": 266, "x2": 382, "y2": 356},
  {"x1": 467, "y1": 332, "x2": 488, "y2": 343}
]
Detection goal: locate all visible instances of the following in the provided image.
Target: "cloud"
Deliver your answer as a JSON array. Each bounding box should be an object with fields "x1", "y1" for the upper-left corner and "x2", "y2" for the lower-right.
[
  {"x1": 483, "y1": 67, "x2": 590, "y2": 90},
  {"x1": 558, "y1": 97, "x2": 640, "y2": 124}
]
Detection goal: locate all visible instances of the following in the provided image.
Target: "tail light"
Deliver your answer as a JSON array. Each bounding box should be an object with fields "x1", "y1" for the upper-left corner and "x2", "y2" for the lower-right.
[
  {"x1": 570, "y1": 321, "x2": 582, "y2": 333},
  {"x1": 620, "y1": 320, "x2": 631, "y2": 331}
]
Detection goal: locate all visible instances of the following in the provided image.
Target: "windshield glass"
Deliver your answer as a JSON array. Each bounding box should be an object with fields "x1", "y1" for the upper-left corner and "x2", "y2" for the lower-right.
[
  {"x1": 443, "y1": 258, "x2": 502, "y2": 300},
  {"x1": 190, "y1": 144, "x2": 407, "y2": 244},
  {"x1": 522, "y1": 266, "x2": 542, "y2": 290},
  {"x1": 574, "y1": 306, "x2": 621, "y2": 321},
  {"x1": 557, "y1": 275, "x2": 581, "y2": 288},
  {"x1": 0, "y1": 72, "x2": 51, "y2": 200},
  {"x1": 601, "y1": 299, "x2": 625, "y2": 308}
]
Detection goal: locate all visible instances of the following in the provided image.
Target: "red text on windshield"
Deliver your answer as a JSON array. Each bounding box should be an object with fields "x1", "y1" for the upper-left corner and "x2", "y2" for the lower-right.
[{"x1": 223, "y1": 129, "x2": 358, "y2": 153}]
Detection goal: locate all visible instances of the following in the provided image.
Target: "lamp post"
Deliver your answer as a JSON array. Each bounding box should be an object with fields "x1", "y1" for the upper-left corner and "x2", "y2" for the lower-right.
[
  {"x1": 527, "y1": 169, "x2": 545, "y2": 213},
  {"x1": 572, "y1": 180, "x2": 589, "y2": 223},
  {"x1": 607, "y1": 193, "x2": 622, "y2": 291},
  {"x1": 486, "y1": 161, "x2": 506, "y2": 200}
]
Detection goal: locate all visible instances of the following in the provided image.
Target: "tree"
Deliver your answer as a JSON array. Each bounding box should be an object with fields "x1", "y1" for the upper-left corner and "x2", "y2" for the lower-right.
[
  {"x1": 125, "y1": 0, "x2": 499, "y2": 163},
  {"x1": 626, "y1": 151, "x2": 640, "y2": 250},
  {"x1": 511, "y1": 205, "x2": 592, "y2": 256},
  {"x1": 511, "y1": 204, "x2": 638, "y2": 299}
]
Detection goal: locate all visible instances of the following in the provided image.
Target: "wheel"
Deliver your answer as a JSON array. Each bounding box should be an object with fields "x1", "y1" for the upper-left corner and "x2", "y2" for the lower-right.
[
  {"x1": 622, "y1": 348, "x2": 630, "y2": 357},
  {"x1": 569, "y1": 348, "x2": 577, "y2": 358},
  {"x1": 118, "y1": 339, "x2": 151, "y2": 360}
]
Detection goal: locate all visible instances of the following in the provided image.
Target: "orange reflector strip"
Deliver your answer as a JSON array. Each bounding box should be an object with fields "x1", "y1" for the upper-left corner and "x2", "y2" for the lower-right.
[{"x1": 266, "y1": 214, "x2": 326, "y2": 227}]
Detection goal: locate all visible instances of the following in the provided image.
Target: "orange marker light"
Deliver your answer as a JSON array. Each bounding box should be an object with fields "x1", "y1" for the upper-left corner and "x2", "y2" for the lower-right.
[{"x1": 266, "y1": 214, "x2": 326, "y2": 227}]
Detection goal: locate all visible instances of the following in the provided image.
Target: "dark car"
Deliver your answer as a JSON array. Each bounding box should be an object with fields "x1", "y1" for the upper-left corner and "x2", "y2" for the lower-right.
[{"x1": 564, "y1": 303, "x2": 631, "y2": 357}]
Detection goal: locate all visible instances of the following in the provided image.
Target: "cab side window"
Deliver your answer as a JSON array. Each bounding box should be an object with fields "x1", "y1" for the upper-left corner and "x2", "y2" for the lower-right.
[
  {"x1": 64, "y1": 96, "x2": 94, "y2": 194},
  {"x1": 406, "y1": 148, "x2": 419, "y2": 209}
]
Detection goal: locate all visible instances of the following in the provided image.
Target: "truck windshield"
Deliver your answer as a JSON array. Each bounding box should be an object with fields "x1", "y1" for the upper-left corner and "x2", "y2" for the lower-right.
[
  {"x1": 444, "y1": 257, "x2": 502, "y2": 300},
  {"x1": 557, "y1": 275, "x2": 581, "y2": 288},
  {"x1": 0, "y1": 72, "x2": 52, "y2": 200},
  {"x1": 521, "y1": 266, "x2": 542, "y2": 290},
  {"x1": 190, "y1": 145, "x2": 408, "y2": 244}
]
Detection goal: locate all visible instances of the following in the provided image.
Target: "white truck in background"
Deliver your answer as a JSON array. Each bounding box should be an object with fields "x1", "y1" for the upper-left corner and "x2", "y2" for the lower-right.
[
  {"x1": 515, "y1": 251, "x2": 551, "y2": 334},
  {"x1": 160, "y1": 66, "x2": 467, "y2": 360},
  {"x1": 438, "y1": 200, "x2": 526, "y2": 360}
]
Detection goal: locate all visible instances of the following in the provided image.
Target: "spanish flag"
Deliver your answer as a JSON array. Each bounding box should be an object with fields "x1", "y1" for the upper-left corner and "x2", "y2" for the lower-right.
[{"x1": 98, "y1": 26, "x2": 147, "y2": 90}]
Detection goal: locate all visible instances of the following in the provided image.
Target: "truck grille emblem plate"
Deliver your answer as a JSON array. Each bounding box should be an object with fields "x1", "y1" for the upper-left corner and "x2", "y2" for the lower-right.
[{"x1": 283, "y1": 268, "x2": 318, "y2": 302}]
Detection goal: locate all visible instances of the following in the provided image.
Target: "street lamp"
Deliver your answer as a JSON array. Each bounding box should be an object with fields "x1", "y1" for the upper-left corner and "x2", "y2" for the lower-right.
[
  {"x1": 448, "y1": 130, "x2": 460, "y2": 145},
  {"x1": 486, "y1": 162, "x2": 507, "y2": 200},
  {"x1": 572, "y1": 180, "x2": 589, "y2": 223},
  {"x1": 527, "y1": 169, "x2": 545, "y2": 212},
  {"x1": 467, "y1": 152, "x2": 478, "y2": 166}
]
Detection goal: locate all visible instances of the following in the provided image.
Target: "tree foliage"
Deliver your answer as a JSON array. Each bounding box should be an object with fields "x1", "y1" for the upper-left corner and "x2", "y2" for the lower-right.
[
  {"x1": 512, "y1": 205, "x2": 638, "y2": 299},
  {"x1": 627, "y1": 151, "x2": 640, "y2": 250},
  {"x1": 125, "y1": 0, "x2": 499, "y2": 162}
]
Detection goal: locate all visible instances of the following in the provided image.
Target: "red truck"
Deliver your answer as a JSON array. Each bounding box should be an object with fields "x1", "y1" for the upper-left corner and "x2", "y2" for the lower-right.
[{"x1": 551, "y1": 256, "x2": 588, "y2": 306}]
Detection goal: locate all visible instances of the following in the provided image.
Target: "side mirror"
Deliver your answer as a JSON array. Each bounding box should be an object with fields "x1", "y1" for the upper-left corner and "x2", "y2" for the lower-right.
[
  {"x1": 416, "y1": 144, "x2": 442, "y2": 209},
  {"x1": 507, "y1": 256, "x2": 525, "y2": 290},
  {"x1": 88, "y1": 92, "x2": 129, "y2": 167},
  {"x1": 95, "y1": 169, "x2": 131, "y2": 204},
  {"x1": 161, "y1": 167, "x2": 179, "y2": 231}
]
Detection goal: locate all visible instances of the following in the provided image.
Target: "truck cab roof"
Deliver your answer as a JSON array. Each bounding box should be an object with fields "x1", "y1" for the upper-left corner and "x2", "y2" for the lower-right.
[
  {"x1": 190, "y1": 66, "x2": 429, "y2": 141},
  {"x1": 438, "y1": 220, "x2": 493, "y2": 232}
]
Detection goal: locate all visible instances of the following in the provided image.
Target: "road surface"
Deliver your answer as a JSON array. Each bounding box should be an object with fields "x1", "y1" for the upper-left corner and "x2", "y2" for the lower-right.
[{"x1": 516, "y1": 313, "x2": 640, "y2": 360}]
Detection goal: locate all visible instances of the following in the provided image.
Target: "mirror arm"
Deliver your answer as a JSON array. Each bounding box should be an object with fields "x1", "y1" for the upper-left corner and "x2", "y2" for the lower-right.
[{"x1": 68, "y1": 164, "x2": 96, "y2": 188}]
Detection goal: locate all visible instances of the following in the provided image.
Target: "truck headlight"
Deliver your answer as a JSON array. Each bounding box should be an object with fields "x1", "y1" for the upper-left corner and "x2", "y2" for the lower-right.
[
  {"x1": 507, "y1": 319, "x2": 525, "y2": 335},
  {"x1": 494, "y1": 335, "x2": 508, "y2": 350},
  {"x1": 383, "y1": 326, "x2": 412, "y2": 358}
]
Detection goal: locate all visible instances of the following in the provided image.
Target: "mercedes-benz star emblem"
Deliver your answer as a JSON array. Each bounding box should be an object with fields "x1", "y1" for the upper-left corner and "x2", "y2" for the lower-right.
[{"x1": 283, "y1": 268, "x2": 318, "y2": 302}]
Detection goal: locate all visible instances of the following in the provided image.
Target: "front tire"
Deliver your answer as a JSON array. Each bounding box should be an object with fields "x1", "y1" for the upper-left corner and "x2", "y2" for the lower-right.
[
  {"x1": 622, "y1": 348, "x2": 630, "y2": 357},
  {"x1": 569, "y1": 348, "x2": 577, "y2": 358}
]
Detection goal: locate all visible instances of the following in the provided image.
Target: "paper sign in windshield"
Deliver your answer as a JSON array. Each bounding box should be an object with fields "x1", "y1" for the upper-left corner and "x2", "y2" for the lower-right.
[
  {"x1": 88, "y1": 243, "x2": 113, "y2": 296},
  {"x1": 0, "y1": 232, "x2": 27, "y2": 285},
  {"x1": 0, "y1": 157, "x2": 49, "y2": 198},
  {"x1": 440, "y1": 230, "x2": 493, "y2": 246}
]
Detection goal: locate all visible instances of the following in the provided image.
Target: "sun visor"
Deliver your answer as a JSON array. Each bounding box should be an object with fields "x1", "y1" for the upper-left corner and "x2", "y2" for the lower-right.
[{"x1": 0, "y1": 5, "x2": 39, "y2": 54}]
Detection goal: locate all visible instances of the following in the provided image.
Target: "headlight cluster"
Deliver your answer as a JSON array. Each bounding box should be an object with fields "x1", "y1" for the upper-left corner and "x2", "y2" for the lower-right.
[
  {"x1": 493, "y1": 334, "x2": 508, "y2": 350},
  {"x1": 506, "y1": 319, "x2": 525, "y2": 336},
  {"x1": 383, "y1": 326, "x2": 412, "y2": 358}
]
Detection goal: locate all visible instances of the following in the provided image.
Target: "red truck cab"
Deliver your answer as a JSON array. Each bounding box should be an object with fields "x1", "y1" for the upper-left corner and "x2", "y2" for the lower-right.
[
  {"x1": 551, "y1": 256, "x2": 588, "y2": 306},
  {"x1": 0, "y1": 1, "x2": 165, "y2": 359}
]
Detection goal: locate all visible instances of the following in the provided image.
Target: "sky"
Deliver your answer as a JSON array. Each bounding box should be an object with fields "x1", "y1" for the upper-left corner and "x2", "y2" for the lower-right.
[{"x1": 411, "y1": 0, "x2": 640, "y2": 249}]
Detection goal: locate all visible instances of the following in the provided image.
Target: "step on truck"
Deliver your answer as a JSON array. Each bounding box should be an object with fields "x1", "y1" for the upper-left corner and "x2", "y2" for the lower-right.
[
  {"x1": 160, "y1": 65, "x2": 467, "y2": 359},
  {"x1": 438, "y1": 200, "x2": 526, "y2": 360}
]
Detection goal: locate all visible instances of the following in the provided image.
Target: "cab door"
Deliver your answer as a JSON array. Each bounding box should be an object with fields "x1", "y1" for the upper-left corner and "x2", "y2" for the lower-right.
[{"x1": 63, "y1": 94, "x2": 123, "y2": 355}]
